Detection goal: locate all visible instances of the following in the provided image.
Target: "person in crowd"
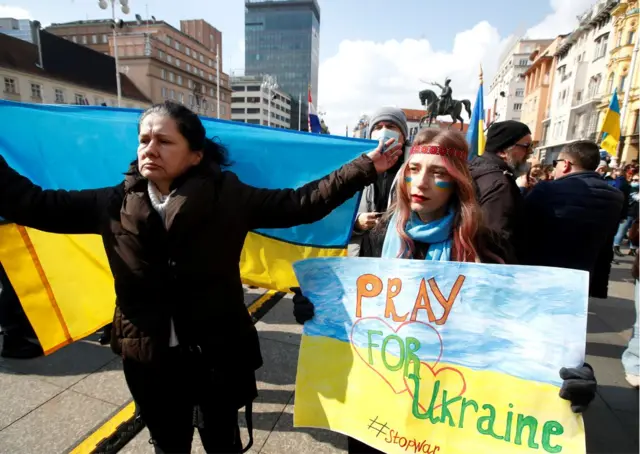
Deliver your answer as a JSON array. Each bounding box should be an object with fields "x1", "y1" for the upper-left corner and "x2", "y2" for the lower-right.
[
  {"x1": 520, "y1": 140, "x2": 624, "y2": 299},
  {"x1": 468, "y1": 120, "x2": 533, "y2": 261},
  {"x1": 0, "y1": 100, "x2": 403, "y2": 454},
  {"x1": 614, "y1": 171, "x2": 639, "y2": 257},
  {"x1": 623, "y1": 219, "x2": 639, "y2": 388},
  {"x1": 596, "y1": 160, "x2": 609, "y2": 177},
  {"x1": 348, "y1": 107, "x2": 409, "y2": 257},
  {"x1": 292, "y1": 128, "x2": 597, "y2": 454},
  {"x1": 0, "y1": 261, "x2": 44, "y2": 359},
  {"x1": 517, "y1": 164, "x2": 547, "y2": 196}
]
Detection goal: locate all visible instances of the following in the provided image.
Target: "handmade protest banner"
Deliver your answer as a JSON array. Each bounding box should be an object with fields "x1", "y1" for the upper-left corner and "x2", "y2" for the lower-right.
[
  {"x1": 293, "y1": 257, "x2": 588, "y2": 454},
  {"x1": 0, "y1": 100, "x2": 375, "y2": 354}
]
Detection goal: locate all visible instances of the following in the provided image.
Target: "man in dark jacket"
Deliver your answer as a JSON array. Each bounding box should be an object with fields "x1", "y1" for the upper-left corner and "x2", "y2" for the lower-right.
[
  {"x1": 519, "y1": 140, "x2": 624, "y2": 298},
  {"x1": 469, "y1": 120, "x2": 533, "y2": 262}
]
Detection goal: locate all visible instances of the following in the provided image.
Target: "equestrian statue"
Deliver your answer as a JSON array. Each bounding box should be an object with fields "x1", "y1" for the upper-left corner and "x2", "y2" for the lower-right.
[{"x1": 418, "y1": 78, "x2": 471, "y2": 131}]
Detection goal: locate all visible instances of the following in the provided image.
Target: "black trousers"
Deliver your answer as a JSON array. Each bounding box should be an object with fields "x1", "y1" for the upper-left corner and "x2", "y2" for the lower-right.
[
  {"x1": 123, "y1": 346, "x2": 256, "y2": 453},
  {"x1": 0, "y1": 262, "x2": 36, "y2": 338},
  {"x1": 347, "y1": 436, "x2": 384, "y2": 453}
]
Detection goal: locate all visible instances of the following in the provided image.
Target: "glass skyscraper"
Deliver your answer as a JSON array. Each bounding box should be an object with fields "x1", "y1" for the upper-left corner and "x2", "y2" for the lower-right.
[{"x1": 244, "y1": 0, "x2": 320, "y2": 131}]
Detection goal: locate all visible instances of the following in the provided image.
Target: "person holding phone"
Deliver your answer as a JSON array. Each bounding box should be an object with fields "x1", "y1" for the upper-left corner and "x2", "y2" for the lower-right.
[{"x1": 349, "y1": 107, "x2": 409, "y2": 257}]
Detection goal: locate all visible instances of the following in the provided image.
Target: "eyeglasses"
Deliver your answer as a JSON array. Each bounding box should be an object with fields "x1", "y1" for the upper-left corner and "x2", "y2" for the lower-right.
[
  {"x1": 553, "y1": 159, "x2": 572, "y2": 168},
  {"x1": 514, "y1": 143, "x2": 532, "y2": 150}
]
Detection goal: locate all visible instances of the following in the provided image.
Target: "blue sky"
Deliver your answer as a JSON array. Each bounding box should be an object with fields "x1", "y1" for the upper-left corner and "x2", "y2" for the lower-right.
[{"x1": 2, "y1": 0, "x2": 593, "y2": 130}]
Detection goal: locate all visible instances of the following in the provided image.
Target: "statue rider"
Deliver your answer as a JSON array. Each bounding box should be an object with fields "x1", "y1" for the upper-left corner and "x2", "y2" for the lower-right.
[{"x1": 430, "y1": 78, "x2": 452, "y2": 115}]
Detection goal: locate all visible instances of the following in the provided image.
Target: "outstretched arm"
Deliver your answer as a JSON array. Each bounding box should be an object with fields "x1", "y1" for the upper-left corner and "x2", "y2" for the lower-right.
[
  {"x1": 242, "y1": 140, "x2": 401, "y2": 230},
  {"x1": 0, "y1": 155, "x2": 114, "y2": 234}
]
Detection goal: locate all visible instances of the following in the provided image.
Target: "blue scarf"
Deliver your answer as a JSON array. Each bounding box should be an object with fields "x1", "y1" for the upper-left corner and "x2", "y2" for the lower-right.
[{"x1": 381, "y1": 210, "x2": 454, "y2": 261}]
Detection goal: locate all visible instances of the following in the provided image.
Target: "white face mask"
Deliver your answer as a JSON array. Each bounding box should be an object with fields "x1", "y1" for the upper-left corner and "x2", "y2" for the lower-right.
[{"x1": 371, "y1": 127, "x2": 401, "y2": 150}]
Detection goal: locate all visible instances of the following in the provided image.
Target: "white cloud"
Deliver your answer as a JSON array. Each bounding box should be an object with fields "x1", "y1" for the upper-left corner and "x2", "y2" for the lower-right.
[
  {"x1": 319, "y1": 0, "x2": 597, "y2": 134},
  {"x1": 319, "y1": 21, "x2": 507, "y2": 133},
  {"x1": 0, "y1": 5, "x2": 32, "y2": 20},
  {"x1": 526, "y1": 0, "x2": 596, "y2": 38}
]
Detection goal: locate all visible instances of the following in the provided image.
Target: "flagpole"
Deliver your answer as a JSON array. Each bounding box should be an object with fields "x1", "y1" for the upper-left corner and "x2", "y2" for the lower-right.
[{"x1": 616, "y1": 33, "x2": 639, "y2": 161}]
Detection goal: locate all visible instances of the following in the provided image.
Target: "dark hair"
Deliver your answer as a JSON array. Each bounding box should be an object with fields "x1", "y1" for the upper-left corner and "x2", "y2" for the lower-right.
[
  {"x1": 139, "y1": 100, "x2": 230, "y2": 167},
  {"x1": 561, "y1": 140, "x2": 600, "y2": 171}
]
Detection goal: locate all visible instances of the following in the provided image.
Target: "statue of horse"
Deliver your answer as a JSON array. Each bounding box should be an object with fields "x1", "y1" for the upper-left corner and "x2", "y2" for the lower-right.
[{"x1": 418, "y1": 89, "x2": 472, "y2": 132}]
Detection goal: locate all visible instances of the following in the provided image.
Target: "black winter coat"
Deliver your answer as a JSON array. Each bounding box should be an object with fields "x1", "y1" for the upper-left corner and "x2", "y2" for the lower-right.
[
  {"x1": 468, "y1": 153, "x2": 523, "y2": 263},
  {"x1": 0, "y1": 155, "x2": 378, "y2": 374},
  {"x1": 519, "y1": 171, "x2": 624, "y2": 298}
]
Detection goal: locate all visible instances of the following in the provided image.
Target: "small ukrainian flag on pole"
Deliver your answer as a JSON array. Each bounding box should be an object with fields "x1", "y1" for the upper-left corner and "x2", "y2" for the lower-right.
[
  {"x1": 599, "y1": 88, "x2": 621, "y2": 156},
  {"x1": 466, "y1": 65, "x2": 486, "y2": 160}
]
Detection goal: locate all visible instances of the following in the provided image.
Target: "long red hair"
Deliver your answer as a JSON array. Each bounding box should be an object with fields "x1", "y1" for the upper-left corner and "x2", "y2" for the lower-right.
[{"x1": 390, "y1": 128, "x2": 502, "y2": 263}]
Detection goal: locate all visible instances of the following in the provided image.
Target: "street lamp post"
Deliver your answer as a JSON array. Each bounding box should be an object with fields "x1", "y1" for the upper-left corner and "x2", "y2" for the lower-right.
[
  {"x1": 98, "y1": 0, "x2": 131, "y2": 107},
  {"x1": 261, "y1": 75, "x2": 278, "y2": 127}
]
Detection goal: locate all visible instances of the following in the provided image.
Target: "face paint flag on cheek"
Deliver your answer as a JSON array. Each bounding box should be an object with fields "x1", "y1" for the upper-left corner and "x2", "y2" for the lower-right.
[{"x1": 435, "y1": 180, "x2": 453, "y2": 191}]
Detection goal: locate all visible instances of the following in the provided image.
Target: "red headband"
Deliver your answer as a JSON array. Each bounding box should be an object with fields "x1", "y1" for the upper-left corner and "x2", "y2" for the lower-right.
[{"x1": 409, "y1": 145, "x2": 467, "y2": 160}]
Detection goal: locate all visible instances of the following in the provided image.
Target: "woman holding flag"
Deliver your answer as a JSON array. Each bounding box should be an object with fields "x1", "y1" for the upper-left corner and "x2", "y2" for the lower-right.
[
  {"x1": 292, "y1": 127, "x2": 598, "y2": 454},
  {"x1": 0, "y1": 100, "x2": 403, "y2": 454}
]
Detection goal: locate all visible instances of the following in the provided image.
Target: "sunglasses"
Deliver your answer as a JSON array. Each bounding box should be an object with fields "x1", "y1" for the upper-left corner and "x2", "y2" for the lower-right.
[{"x1": 553, "y1": 159, "x2": 572, "y2": 168}]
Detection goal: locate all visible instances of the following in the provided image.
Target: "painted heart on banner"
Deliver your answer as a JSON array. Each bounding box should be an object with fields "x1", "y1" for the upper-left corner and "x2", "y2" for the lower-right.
[
  {"x1": 350, "y1": 317, "x2": 444, "y2": 395},
  {"x1": 404, "y1": 361, "x2": 467, "y2": 411}
]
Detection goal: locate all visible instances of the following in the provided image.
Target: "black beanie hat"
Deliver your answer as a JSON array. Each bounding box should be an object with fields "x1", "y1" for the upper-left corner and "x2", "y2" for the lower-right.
[{"x1": 484, "y1": 120, "x2": 532, "y2": 154}]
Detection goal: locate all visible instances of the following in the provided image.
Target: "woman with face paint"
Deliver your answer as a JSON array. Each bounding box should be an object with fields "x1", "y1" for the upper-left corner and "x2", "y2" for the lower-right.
[
  {"x1": 292, "y1": 128, "x2": 598, "y2": 454},
  {"x1": 349, "y1": 107, "x2": 409, "y2": 257}
]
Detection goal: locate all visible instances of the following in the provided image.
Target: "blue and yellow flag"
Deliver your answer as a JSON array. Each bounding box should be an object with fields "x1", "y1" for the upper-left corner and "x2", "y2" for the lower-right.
[
  {"x1": 466, "y1": 69, "x2": 486, "y2": 159},
  {"x1": 600, "y1": 89, "x2": 621, "y2": 155},
  {"x1": 0, "y1": 100, "x2": 376, "y2": 354}
]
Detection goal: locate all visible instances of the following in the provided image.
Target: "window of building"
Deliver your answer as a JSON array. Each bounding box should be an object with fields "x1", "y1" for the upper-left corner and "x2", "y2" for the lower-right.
[
  {"x1": 629, "y1": 30, "x2": 636, "y2": 46},
  {"x1": 71, "y1": 36, "x2": 77, "y2": 43},
  {"x1": 209, "y1": 74, "x2": 213, "y2": 81},
  {"x1": 518, "y1": 59, "x2": 528, "y2": 66},
  {"x1": 30, "y1": 83, "x2": 42, "y2": 99},
  {"x1": 189, "y1": 94, "x2": 195, "y2": 106},
  {"x1": 74, "y1": 93, "x2": 86, "y2": 104},
  {"x1": 177, "y1": 75, "x2": 183, "y2": 85},
  {"x1": 188, "y1": 80, "x2": 193, "y2": 89},
  {"x1": 161, "y1": 69, "x2": 166, "y2": 80},
  {"x1": 165, "y1": 36, "x2": 172, "y2": 46},
  {"x1": 176, "y1": 59, "x2": 181, "y2": 67},
  {"x1": 162, "y1": 87, "x2": 168, "y2": 98},
  {"x1": 186, "y1": 47, "x2": 191, "y2": 56},
  {"x1": 170, "y1": 89, "x2": 175, "y2": 100},
  {"x1": 4, "y1": 77, "x2": 17, "y2": 94},
  {"x1": 232, "y1": 85, "x2": 245, "y2": 92},
  {"x1": 513, "y1": 103, "x2": 522, "y2": 111},
  {"x1": 262, "y1": 120, "x2": 268, "y2": 126},
  {"x1": 193, "y1": 51, "x2": 198, "y2": 60},
  {"x1": 221, "y1": 105, "x2": 226, "y2": 115},
  {"x1": 594, "y1": 33, "x2": 609, "y2": 60},
  {"x1": 200, "y1": 55, "x2": 204, "y2": 63},
  {"x1": 91, "y1": 35, "x2": 98, "y2": 44},
  {"x1": 81, "y1": 35, "x2": 87, "y2": 44},
  {"x1": 102, "y1": 34, "x2": 108, "y2": 44},
  {"x1": 175, "y1": 41, "x2": 180, "y2": 51},
  {"x1": 167, "y1": 55, "x2": 173, "y2": 64},
  {"x1": 186, "y1": 63, "x2": 191, "y2": 71},
  {"x1": 232, "y1": 108, "x2": 245, "y2": 114},
  {"x1": 247, "y1": 119, "x2": 260, "y2": 125},
  {"x1": 179, "y1": 92, "x2": 184, "y2": 103},
  {"x1": 169, "y1": 72, "x2": 175, "y2": 82},
  {"x1": 158, "y1": 50, "x2": 165, "y2": 59},
  {"x1": 247, "y1": 86, "x2": 260, "y2": 92},
  {"x1": 515, "y1": 89, "x2": 524, "y2": 97},
  {"x1": 634, "y1": 110, "x2": 639, "y2": 134},
  {"x1": 619, "y1": 74, "x2": 628, "y2": 92},
  {"x1": 210, "y1": 87, "x2": 215, "y2": 97},
  {"x1": 54, "y1": 88, "x2": 65, "y2": 103},
  {"x1": 209, "y1": 59, "x2": 213, "y2": 67},
  {"x1": 607, "y1": 73, "x2": 615, "y2": 93},
  {"x1": 247, "y1": 108, "x2": 260, "y2": 114}
]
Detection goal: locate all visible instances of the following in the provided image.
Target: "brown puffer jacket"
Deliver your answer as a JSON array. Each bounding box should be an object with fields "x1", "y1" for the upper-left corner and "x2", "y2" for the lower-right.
[{"x1": 0, "y1": 154, "x2": 378, "y2": 374}]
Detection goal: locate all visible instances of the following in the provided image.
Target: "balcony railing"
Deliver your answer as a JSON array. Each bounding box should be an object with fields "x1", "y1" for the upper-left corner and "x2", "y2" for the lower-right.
[{"x1": 572, "y1": 91, "x2": 601, "y2": 107}]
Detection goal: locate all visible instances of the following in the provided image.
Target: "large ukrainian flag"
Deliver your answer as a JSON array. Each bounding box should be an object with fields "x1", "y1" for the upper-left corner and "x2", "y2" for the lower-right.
[
  {"x1": 466, "y1": 67, "x2": 486, "y2": 160},
  {"x1": 0, "y1": 100, "x2": 375, "y2": 354}
]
